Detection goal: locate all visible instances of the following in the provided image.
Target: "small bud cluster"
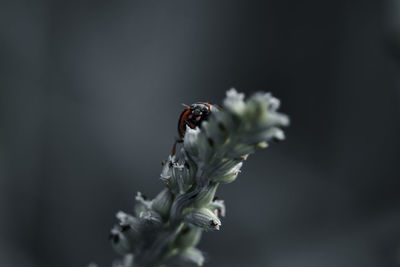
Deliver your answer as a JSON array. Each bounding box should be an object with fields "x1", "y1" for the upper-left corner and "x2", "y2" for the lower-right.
[{"x1": 105, "y1": 89, "x2": 289, "y2": 267}]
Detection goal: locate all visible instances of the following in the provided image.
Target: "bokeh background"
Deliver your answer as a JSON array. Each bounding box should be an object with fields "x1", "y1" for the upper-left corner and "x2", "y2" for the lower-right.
[{"x1": 1, "y1": 1, "x2": 399, "y2": 266}]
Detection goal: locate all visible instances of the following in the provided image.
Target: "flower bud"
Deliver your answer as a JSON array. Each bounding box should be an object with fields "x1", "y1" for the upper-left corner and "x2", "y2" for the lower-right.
[
  {"x1": 116, "y1": 211, "x2": 141, "y2": 235},
  {"x1": 223, "y1": 88, "x2": 246, "y2": 115},
  {"x1": 160, "y1": 156, "x2": 173, "y2": 182},
  {"x1": 211, "y1": 162, "x2": 242, "y2": 184},
  {"x1": 202, "y1": 118, "x2": 228, "y2": 146},
  {"x1": 135, "y1": 192, "x2": 152, "y2": 209},
  {"x1": 171, "y1": 161, "x2": 194, "y2": 193},
  {"x1": 174, "y1": 225, "x2": 202, "y2": 250},
  {"x1": 193, "y1": 182, "x2": 219, "y2": 208},
  {"x1": 112, "y1": 211, "x2": 142, "y2": 254},
  {"x1": 109, "y1": 226, "x2": 132, "y2": 255},
  {"x1": 208, "y1": 199, "x2": 226, "y2": 217},
  {"x1": 183, "y1": 127, "x2": 201, "y2": 157},
  {"x1": 151, "y1": 188, "x2": 173, "y2": 220},
  {"x1": 134, "y1": 202, "x2": 147, "y2": 217},
  {"x1": 184, "y1": 126, "x2": 213, "y2": 162},
  {"x1": 184, "y1": 208, "x2": 221, "y2": 231},
  {"x1": 134, "y1": 192, "x2": 153, "y2": 217},
  {"x1": 161, "y1": 156, "x2": 195, "y2": 194},
  {"x1": 139, "y1": 210, "x2": 163, "y2": 228}
]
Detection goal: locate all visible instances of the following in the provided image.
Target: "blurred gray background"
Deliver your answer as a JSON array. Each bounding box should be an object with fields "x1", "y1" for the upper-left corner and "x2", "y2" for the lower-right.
[{"x1": 1, "y1": 0, "x2": 399, "y2": 266}]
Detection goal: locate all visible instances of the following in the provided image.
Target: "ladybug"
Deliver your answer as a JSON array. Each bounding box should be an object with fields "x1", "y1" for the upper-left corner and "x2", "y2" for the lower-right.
[
  {"x1": 169, "y1": 102, "x2": 221, "y2": 156},
  {"x1": 178, "y1": 102, "x2": 213, "y2": 139}
]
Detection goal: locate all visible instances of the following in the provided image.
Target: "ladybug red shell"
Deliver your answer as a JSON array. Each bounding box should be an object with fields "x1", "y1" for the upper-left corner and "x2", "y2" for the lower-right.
[{"x1": 178, "y1": 102, "x2": 220, "y2": 139}]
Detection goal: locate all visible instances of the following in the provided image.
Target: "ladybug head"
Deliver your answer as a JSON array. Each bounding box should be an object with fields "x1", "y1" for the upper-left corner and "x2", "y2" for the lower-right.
[
  {"x1": 178, "y1": 102, "x2": 213, "y2": 139},
  {"x1": 190, "y1": 103, "x2": 211, "y2": 116}
]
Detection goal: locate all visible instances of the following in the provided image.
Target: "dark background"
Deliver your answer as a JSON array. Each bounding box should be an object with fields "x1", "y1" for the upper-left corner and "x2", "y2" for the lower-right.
[{"x1": 1, "y1": 1, "x2": 399, "y2": 266}]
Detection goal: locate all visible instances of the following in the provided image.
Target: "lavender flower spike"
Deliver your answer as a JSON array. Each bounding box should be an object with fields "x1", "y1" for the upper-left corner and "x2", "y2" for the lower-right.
[{"x1": 100, "y1": 89, "x2": 289, "y2": 267}]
